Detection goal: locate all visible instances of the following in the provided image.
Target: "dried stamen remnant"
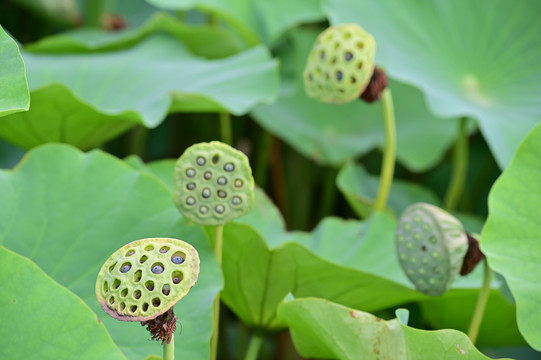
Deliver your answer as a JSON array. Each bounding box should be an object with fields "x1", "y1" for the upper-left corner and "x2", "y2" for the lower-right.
[{"x1": 141, "y1": 307, "x2": 177, "y2": 344}]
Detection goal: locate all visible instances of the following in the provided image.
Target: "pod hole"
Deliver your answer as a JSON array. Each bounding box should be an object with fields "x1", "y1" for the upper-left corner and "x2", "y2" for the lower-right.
[
  {"x1": 171, "y1": 251, "x2": 186, "y2": 265},
  {"x1": 130, "y1": 305, "x2": 137, "y2": 313},
  {"x1": 421, "y1": 245, "x2": 427, "y2": 252},
  {"x1": 338, "y1": 88, "x2": 345, "y2": 93},
  {"x1": 319, "y1": 50, "x2": 325, "y2": 60},
  {"x1": 108, "y1": 262, "x2": 117, "y2": 272},
  {"x1": 331, "y1": 56, "x2": 337, "y2": 64},
  {"x1": 142, "y1": 303, "x2": 149, "y2": 312},
  {"x1": 140, "y1": 255, "x2": 148, "y2": 264},
  {"x1": 109, "y1": 296, "x2": 115, "y2": 304},
  {"x1": 162, "y1": 284, "x2": 171, "y2": 296},
  {"x1": 315, "y1": 67, "x2": 322, "y2": 77},
  {"x1": 134, "y1": 269, "x2": 142, "y2": 282},
  {"x1": 199, "y1": 205, "x2": 209, "y2": 215},
  {"x1": 325, "y1": 72, "x2": 330, "y2": 80},
  {"x1": 113, "y1": 279, "x2": 121, "y2": 289},
  {"x1": 336, "y1": 71, "x2": 343, "y2": 81},
  {"x1": 345, "y1": 51, "x2": 353, "y2": 62},
  {"x1": 144, "y1": 245, "x2": 154, "y2": 251},
  {"x1": 344, "y1": 32, "x2": 352, "y2": 39},
  {"x1": 134, "y1": 290, "x2": 142, "y2": 300},
  {"x1": 204, "y1": 171, "x2": 212, "y2": 180},
  {"x1": 103, "y1": 281, "x2": 109, "y2": 293},
  {"x1": 185, "y1": 168, "x2": 195, "y2": 178},
  {"x1": 172, "y1": 271, "x2": 184, "y2": 284},
  {"x1": 212, "y1": 154, "x2": 220, "y2": 164},
  {"x1": 350, "y1": 76, "x2": 357, "y2": 84},
  {"x1": 119, "y1": 302, "x2": 125, "y2": 311},
  {"x1": 196, "y1": 156, "x2": 206, "y2": 166},
  {"x1": 186, "y1": 182, "x2": 196, "y2": 191},
  {"x1": 224, "y1": 163, "x2": 235, "y2": 172},
  {"x1": 145, "y1": 280, "x2": 155, "y2": 291},
  {"x1": 333, "y1": 42, "x2": 340, "y2": 50},
  {"x1": 356, "y1": 41, "x2": 364, "y2": 49},
  {"x1": 308, "y1": 73, "x2": 314, "y2": 82},
  {"x1": 357, "y1": 61, "x2": 363, "y2": 70},
  {"x1": 217, "y1": 190, "x2": 227, "y2": 199},
  {"x1": 159, "y1": 246, "x2": 170, "y2": 254},
  {"x1": 234, "y1": 179, "x2": 243, "y2": 188},
  {"x1": 217, "y1": 176, "x2": 227, "y2": 186},
  {"x1": 121, "y1": 288, "x2": 128, "y2": 297},
  {"x1": 126, "y1": 250, "x2": 135, "y2": 257},
  {"x1": 120, "y1": 262, "x2": 132, "y2": 273},
  {"x1": 152, "y1": 298, "x2": 161, "y2": 307},
  {"x1": 215, "y1": 205, "x2": 225, "y2": 214},
  {"x1": 186, "y1": 196, "x2": 196, "y2": 206},
  {"x1": 202, "y1": 188, "x2": 211, "y2": 198},
  {"x1": 151, "y1": 263, "x2": 164, "y2": 274}
]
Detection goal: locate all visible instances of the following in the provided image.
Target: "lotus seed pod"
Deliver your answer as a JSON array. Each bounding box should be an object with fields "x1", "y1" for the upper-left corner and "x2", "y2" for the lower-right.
[
  {"x1": 304, "y1": 24, "x2": 376, "y2": 104},
  {"x1": 395, "y1": 203, "x2": 468, "y2": 296},
  {"x1": 96, "y1": 238, "x2": 200, "y2": 322},
  {"x1": 174, "y1": 141, "x2": 255, "y2": 225}
]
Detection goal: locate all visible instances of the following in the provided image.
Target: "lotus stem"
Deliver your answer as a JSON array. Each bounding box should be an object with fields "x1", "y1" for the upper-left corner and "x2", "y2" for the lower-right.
[
  {"x1": 444, "y1": 117, "x2": 468, "y2": 212},
  {"x1": 163, "y1": 333, "x2": 175, "y2": 360},
  {"x1": 219, "y1": 113, "x2": 233, "y2": 145},
  {"x1": 210, "y1": 225, "x2": 224, "y2": 360},
  {"x1": 467, "y1": 258, "x2": 492, "y2": 344},
  {"x1": 244, "y1": 332, "x2": 264, "y2": 360}
]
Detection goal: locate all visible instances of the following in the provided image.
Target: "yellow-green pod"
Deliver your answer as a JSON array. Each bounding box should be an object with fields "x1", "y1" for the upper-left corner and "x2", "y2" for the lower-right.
[{"x1": 304, "y1": 24, "x2": 376, "y2": 104}]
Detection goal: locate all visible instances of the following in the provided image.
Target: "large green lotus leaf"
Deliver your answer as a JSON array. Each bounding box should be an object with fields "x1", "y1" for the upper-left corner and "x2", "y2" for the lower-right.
[
  {"x1": 0, "y1": 35, "x2": 277, "y2": 150},
  {"x1": 279, "y1": 298, "x2": 508, "y2": 360},
  {"x1": 251, "y1": 29, "x2": 466, "y2": 172},
  {"x1": 481, "y1": 122, "x2": 541, "y2": 350},
  {"x1": 0, "y1": 246, "x2": 126, "y2": 360},
  {"x1": 26, "y1": 12, "x2": 243, "y2": 58},
  {"x1": 325, "y1": 0, "x2": 541, "y2": 169},
  {"x1": 0, "y1": 26, "x2": 29, "y2": 117},
  {"x1": 0, "y1": 143, "x2": 221, "y2": 360},
  {"x1": 337, "y1": 161, "x2": 440, "y2": 218},
  {"x1": 147, "y1": 0, "x2": 324, "y2": 45}
]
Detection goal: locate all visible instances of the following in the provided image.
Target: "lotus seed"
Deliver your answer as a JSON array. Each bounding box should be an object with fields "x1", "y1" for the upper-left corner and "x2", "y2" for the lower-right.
[
  {"x1": 336, "y1": 71, "x2": 343, "y2": 81},
  {"x1": 403, "y1": 223, "x2": 411, "y2": 231},
  {"x1": 134, "y1": 290, "x2": 141, "y2": 299},
  {"x1": 409, "y1": 257, "x2": 417, "y2": 264},
  {"x1": 212, "y1": 154, "x2": 220, "y2": 164},
  {"x1": 429, "y1": 278, "x2": 436, "y2": 285},
  {"x1": 422, "y1": 257, "x2": 429, "y2": 264},
  {"x1": 126, "y1": 250, "x2": 135, "y2": 256},
  {"x1": 218, "y1": 190, "x2": 227, "y2": 198},
  {"x1": 224, "y1": 163, "x2": 235, "y2": 172},
  {"x1": 320, "y1": 50, "x2": 325, "y2": 60},
  {"x1": 215, "y1": 205, "x2": 225, "y2": 214},
  {"x1": 432, "y1": 251, "x2": 440, "y2": 258},
  {"x1": 202, "y1": 188, "x2": 211, "y2": 198},
  {"x1": 120, "y1": 263, "x2": 131, "y2": 273},
  {"x1": 196, "y1": 156, "x2": 206, "y2": 166},
  {"x1": 232, "y1": 196, "x2": 242, "y2": 205},
  {"x1": 199, "y1": 205, "x2": 209, "y2": 214},
  {"x1": 345, "y1": 51, "x2": 353, "y2": 61},
  {"x1": 414, "y1": 233, "x2": 422, "y2": 240},
  {"x1": 142, "y1": 303, "x2": 149, "y2": 311},
  {"x1": 151, "y1": 264, "x2": 164, "y2": 274},
  {"x1": 171, "y1": 252, "x2": 185, "y2": 264},
  {"x1": 186, "y1": 183, "x2": 196, "y2": 190},
  {"x1": 429, "y1": 235, "x2": 437, "y2": 244},
  {"x1": 234, "y1": 179, "x2": 243, "y2": 188},
  {"x1": 418, "y1": 268, "x2": 426, "y2": 275},
  {"x1": 399, "y1": 253, "x2": 407, "y2": 260},
  {"x1": 172, "y1": 271, "x2": 183, "y2": 284},
  {"x1": 145, "y1": 281, "x2": 154, "y2": 291},
  {"x1": 414, "y1": 215, "x2": 421, "y2": 223},
  {"x1": 152, "y1": 298, "x2": 161, "y2": 307},
  {"x1": 204, "y1": 171, "x2": 212, "y2": 180},
  {"x1": 217, "y1": 176, "x2": 227, "y2": 185},
  {"x1": 406, "y1": 242, "x2": 413, "y2": 249},
  {"x1": 159, "y1": 246, "x2": 169, "y2": 254},
  {"x1": 186, "y1": 196, "x2": 196, "y2": 206},
  {"x1": 130, "y1": 305, "x2": 137, "y2": 313},
  {"x1": 162, "y1": 285, "x2": 170, "y2": 296},
  {"x1": 186, "y1": 168, "x2": 195, "y2": 177}
]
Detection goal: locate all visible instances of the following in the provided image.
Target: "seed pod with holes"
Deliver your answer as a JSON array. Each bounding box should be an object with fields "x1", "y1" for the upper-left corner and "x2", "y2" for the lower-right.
[
  {"x1": 174, "y1": 141, "x2": 255, "y2": 225},
  {"x1": 304, "y1": 23, "x2": 376, "y2": 104},
  {"x1": 95, "y1": 237, "x2": 199, "y2": 322},
  {"x1": 395, "y1": 203, "x2": 468, "y2": 296}
]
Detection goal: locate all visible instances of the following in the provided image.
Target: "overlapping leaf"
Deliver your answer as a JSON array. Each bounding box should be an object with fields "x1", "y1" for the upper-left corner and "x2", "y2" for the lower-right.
[
  {"x1": 325, "y1": 0, "x2": 541, "y2": 169},
  {"x1": 251, "y1": 29, "x2": 466, "y2": 172},
  {"x1": 0, "y1": 144, "x2": 222, "y2": 360},
  {"x1": 0, "y1": 26, "x2": 29, "y2": 117},
  {"x1": 482, "y1": 122, "x2": 541, "y2": 350}
]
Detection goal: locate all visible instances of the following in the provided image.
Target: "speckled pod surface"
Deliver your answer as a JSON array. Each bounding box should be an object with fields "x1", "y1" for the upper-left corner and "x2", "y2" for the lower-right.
[
  {"x1": 304, "y1": 24, "x2": 376, "y2": 104},
  {"x1": 96, "y1": 238, "x2": 200, "y2": 322},
  {"x1": 395, "y1": 203, "x2": 468, "y2": 296},
  {"x1": 174, "y1": 141, "x2": 254, "y2": 225}
]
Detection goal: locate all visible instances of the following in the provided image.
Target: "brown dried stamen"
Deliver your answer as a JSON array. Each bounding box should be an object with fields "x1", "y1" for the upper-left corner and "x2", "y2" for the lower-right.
[
  {"x1": 140, "y1": 307, "x2": 177, "y2": 344},
  {"x1": 360, "y1": 67, "x2": 388, "y2": 103},
  {"x1": 460, "y1": 233, "x2": 485, "y2": 276}
]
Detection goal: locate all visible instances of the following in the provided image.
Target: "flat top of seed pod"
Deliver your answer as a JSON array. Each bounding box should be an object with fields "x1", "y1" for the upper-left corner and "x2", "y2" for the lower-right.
[
  {"x1": 304, "y1": 23, "x2": 376, "y2": 104},
  {"x1": 96, "y1": 237, "x2": 200, "y2": 322},
  {"x1": 395, "y1": 203, "x2": 468, "y2": 296},
  {"x1": 174, "y1": 141, "x2": 255, "y2": 226}
]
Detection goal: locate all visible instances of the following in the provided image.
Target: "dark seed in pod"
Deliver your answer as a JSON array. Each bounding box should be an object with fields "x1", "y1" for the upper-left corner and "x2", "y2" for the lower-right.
[
  {"x1": 212, "y1": 155, "x2": 220, "y2": 164},
  {"x1": 120, "y1": 264, "x2": 131, "y2": 273},
  {"x1": 217, "y1": 177, "x2": 227, "y2": 185},
  {"x1": 345, "y1": 51, "x2": 353, "y2": 62},
  {"x1": 159, "y1": 247, "x2": 168, "y2": 253},
  {"x1": 196, "y1": 156, "x2": 206, "y2": 166},
  {"x1": 204, "y1": 171, "x2": 212, "y2": 180},
  {"x1": 162, "y1": 285, "x2": 170, "y2": 296},
  {"x1": 127, "y1": 250, "x2": 135, "y2": 256},
  {"x1": 218, "y1": 190, "x2": 227, "y2": 198},
  {"x1": 336, "y1": 71, "x2": 343, "y2": 81},
  {"x1": 185, "y1": 168, "x2": 195, "y2": 177},
  {"x1": 224, "y1": 163, "x2": 235, "y2": 172},
  {"x1": 151, "y1": 264, "x2": 164, "y2": 274}
]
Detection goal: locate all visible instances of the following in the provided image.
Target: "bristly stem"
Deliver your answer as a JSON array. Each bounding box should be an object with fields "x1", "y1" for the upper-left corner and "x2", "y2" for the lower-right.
[
  {"x1": 220, "y1": 113, "x2": 233, "y2": 145},
  {"x1": 244, "y1": 332, "x2": 264, "y2": 360},
  {"x1": 210, "y1": 225, "x2": 224, "y2": 360},
  {"x1": 444, "y1": 117, "x2": 469, "y2": 212},
  {"x1": 467, "y1": 258, "x2": 492, "y2": 344},
  {"x1": 163, "y1": 333, "x2": 175, "y2": 360},
  {"x1": 373, "y1": 88, "x2": 396, "y2": 212}
]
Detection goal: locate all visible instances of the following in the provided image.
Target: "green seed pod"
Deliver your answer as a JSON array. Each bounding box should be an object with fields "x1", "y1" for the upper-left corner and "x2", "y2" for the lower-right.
[
  {"x1": 395, "y1": 203, "x2": 468, "y2": 296},
  {"x1": 96, "y1": 237, "x2": 200, "y2": 322},
  {"x1": 174, "y1": 141, "x2": 255, "y2": 225},
  {"x1": 304, "y1": 24, "x2": 376, "y2": 104}
]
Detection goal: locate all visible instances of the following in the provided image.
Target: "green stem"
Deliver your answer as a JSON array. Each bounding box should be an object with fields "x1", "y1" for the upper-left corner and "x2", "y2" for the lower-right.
[
  {"x1": 129, "y1": 125, "x2": 149, "y2": 159},
  {"x1": 444, "y1": 117, "x2": 469, "y2": 212},
  {"x1": 373, "y1": 88, "x2": 396, "y2": 212},
  {"x1": 210, "y1": 225, "x2": 223, "y2": 360},
  {"x1": 254, "y1": 130, "x2": 272, "y2": 188},
  {"x1": 85, "y1": 0, "x2": 105, "y2": 27},
  {"x1": 219, "y1": 113, "x2": 233, "y2": 145},
  {"x1": 163, "y1": 333, "x2": 175, "y2": 360},
  {"x1": 467, "y1": 258, "x2": 492, "y2": 344},
  {"x1": 244, "y1": 332, "x2": 264, "y2": 360}
]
